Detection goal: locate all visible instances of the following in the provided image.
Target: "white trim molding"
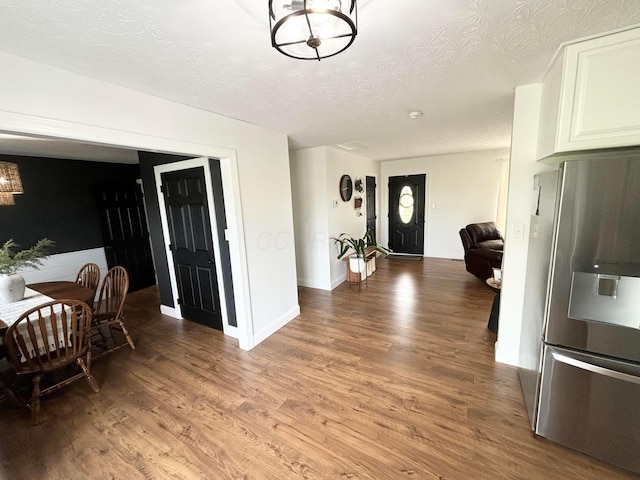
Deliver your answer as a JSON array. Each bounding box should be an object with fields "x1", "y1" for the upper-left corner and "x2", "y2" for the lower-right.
[
  {"x1": 0, "y1": 108, "x2": 254, "y2": 350},
  {"x1": 252, "y1": 305, "x2": 301, "y2": 347}
]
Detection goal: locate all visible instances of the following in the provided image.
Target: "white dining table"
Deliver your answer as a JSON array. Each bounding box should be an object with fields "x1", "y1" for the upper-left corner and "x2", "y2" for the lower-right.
[{"x1": 0, "y1": 288, "x2": 70, "y2": 358}]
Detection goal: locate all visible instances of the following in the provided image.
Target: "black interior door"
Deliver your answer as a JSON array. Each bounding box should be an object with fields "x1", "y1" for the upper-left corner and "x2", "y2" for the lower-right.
[
  {"x1": 388, "y1": 174, "x2": 426, "y2": 255},
  {"x1": 366, "y1": 176, "x2": 376, "y2": 239},
  {"x1": 97, "y1": 183, "x2": 156, "y2": 292},
  {"x1": 161, "y1": 167, "x2": 222, "y2": 331}
]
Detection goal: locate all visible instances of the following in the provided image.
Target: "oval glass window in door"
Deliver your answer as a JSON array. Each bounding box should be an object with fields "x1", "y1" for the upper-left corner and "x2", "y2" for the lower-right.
[{"x1": 398, "y1": 185, "x2": 414, "y2": 224}]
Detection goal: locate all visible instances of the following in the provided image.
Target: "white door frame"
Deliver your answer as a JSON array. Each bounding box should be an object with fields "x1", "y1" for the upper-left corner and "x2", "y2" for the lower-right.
[
  {"x1": 155, "y1": 158, "x2": 236, "y2": 339},
  {"x1": 0, "y1": 110, "x2": 254, "y2": 350}
]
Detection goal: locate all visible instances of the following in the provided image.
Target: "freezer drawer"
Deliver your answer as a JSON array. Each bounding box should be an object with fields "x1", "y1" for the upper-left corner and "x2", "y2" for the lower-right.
[{"x1": 537, "y1": 345, "x2": 640, "y2": 474}]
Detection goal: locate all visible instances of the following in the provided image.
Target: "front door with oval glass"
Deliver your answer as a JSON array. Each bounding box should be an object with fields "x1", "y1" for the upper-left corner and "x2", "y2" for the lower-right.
[{"x1": 388, "y1": 174, "x2": 426, "y2": 255}]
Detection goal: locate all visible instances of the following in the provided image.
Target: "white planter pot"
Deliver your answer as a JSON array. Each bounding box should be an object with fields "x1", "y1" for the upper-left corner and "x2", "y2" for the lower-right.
[
  {"x1": 0, "y1": 273, "x2": 26, "y2": 303},
  {"x1": 349, "y1": 255, "x2": 366, "y2": 274}
]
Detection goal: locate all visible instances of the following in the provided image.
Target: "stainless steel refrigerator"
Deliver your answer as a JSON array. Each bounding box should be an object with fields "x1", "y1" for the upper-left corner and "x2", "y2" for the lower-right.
[{"x1": 518, "y1": 148, "x2": 640, "y2": 474}]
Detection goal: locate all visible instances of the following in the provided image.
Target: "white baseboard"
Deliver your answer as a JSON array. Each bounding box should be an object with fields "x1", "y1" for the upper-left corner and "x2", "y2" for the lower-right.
[
  {"x1": 495, "y1": 343, "x2": 520, "y2": 366},
  {"x1": 331, "y1": 273, "x2": 347, "y2": 290},
  {"x1": 160, "y1": 304, "x2": 181, "y2": 318},
  {"x1": 252, "y1": 305, "x2": 301, "y2": 347},
  {"x1": 223, "y1": 324, "x2": 238, "y2": 339},
  {"x1": 297, "y1": 277, "x2": 332, "y2": 290}
]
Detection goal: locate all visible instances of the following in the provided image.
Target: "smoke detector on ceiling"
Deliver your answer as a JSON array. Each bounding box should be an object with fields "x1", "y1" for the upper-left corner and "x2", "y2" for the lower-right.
[{"x1": 408, "y1": 110, "x2": 423, "y2": 119}]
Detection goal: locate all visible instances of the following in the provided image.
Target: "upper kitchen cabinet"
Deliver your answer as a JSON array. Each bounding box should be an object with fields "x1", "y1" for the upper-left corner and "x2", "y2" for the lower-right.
[{"x1": 537, "y1": 27, "x2": 640, "y2": 160}]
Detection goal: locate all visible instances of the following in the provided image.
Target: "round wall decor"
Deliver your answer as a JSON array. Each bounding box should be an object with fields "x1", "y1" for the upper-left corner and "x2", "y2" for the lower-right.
[{"x1": 339, "y1": 175, "x2": 353, "y2": 201}]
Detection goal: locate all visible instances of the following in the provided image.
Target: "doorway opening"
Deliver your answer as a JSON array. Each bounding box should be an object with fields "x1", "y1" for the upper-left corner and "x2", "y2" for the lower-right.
[
  {"x1": 365, "y1": 175, "x2": 377, "y2": 240},
  {"x1": 154, "y1": 157, "x2": 236, "y2": 336}
]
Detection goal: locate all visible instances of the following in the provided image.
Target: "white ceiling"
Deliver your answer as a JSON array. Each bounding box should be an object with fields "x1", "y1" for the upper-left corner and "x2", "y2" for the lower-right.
[{"x1": 0, "y1": 0, "x2": 639, "y2": 163}]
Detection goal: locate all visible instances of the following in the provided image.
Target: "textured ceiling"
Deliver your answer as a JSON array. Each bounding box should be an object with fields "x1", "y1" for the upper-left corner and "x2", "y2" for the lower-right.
[{"x1": 0, "y1": 1, "x2": 639, "y2": 162}]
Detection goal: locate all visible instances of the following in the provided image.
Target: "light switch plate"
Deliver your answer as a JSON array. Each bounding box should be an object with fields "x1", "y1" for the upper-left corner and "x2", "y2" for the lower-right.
[{"x1": 513, "y1": 222, "x2": 525, "y2": 238}]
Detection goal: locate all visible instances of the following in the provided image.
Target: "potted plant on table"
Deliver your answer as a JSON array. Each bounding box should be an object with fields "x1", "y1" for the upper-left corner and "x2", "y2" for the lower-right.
[
  {"x1": 0, "y1": 238, "x2": 54, "y2": 303},
  {"x1": 331, "y1": 230, "x2": 390, "y2": 274}
]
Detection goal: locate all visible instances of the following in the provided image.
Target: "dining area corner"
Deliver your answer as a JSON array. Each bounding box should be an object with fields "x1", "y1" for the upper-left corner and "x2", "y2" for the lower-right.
[{"x1": 0, "y1": 260, "x2": 135, "y2": 425}]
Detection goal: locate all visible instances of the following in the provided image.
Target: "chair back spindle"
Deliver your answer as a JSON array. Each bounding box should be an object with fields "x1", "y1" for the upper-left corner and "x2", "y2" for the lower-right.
[
  {"x1": 92, "y1": 266, "x2": 135, "y2": 352},
  {"x1": 75, "y1": 263, "x2": 100, "y2": 291},
  {"x1": 3, "y1": 299, "x2": 98, "y2": 424}
]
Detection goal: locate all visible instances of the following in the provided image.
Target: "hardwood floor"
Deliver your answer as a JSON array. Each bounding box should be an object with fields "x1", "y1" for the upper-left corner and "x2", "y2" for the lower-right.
[{"x1": 0, "y1": 257, "x2": 637, "y2": 479}]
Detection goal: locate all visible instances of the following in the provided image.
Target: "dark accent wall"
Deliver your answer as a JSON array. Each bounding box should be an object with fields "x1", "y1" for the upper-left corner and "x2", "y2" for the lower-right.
[
  {"x1": 209, "y1": 158, "x2": 237, "y2": 327},
  {"x1": 0, "y1": 154, "x2": 140, "y2": 254},
  {"x1": 138, "y1": 152, "x2": 237, "y2": 328}
]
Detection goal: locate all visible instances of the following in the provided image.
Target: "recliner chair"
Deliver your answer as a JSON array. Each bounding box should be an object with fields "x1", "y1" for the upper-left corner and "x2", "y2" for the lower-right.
[{"x1": 459, "y1": 222, "x2": 504, "y2": 280}]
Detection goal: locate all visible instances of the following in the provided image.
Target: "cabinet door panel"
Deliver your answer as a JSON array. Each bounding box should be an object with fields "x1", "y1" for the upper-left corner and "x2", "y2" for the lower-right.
[{"x1": 559, "y1": 28, "x2": 640, "y2": 151}]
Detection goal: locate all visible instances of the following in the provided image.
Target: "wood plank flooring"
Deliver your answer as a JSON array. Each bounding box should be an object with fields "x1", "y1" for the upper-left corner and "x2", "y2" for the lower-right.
[{"x1": 0, "y1": 257, "x2": 638, "y2": 479}]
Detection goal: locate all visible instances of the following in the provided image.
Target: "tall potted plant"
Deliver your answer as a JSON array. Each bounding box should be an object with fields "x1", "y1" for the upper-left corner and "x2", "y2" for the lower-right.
[
  {"x1": 331, "y1": 230, "x2": 389, "y2": 274},
  {"x1": 0, "y1": 238, "x2": 54, "y2": 303}
]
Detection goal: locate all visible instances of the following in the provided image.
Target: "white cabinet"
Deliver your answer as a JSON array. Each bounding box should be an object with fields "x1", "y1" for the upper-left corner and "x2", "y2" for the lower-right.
[{"x1": 537, "y1": 27, "x2": 640, "y2": 160}]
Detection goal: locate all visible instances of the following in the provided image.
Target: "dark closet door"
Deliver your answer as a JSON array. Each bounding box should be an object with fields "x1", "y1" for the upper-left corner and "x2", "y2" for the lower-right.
[
  {"x1": 97, "y1": 183, "x2": 156, "y2": 292},
  {"x1": 366, "y1": 176, "x2": 376, "y2": 239},
  {"x1": 161, "y1": 167, "x2": 222, "y2": 330},
  {"x1": 388, "y1": 174, "x2": 426, "y2": 255}
]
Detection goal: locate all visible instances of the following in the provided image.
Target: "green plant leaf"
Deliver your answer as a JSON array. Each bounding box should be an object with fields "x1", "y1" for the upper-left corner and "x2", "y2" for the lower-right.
[{"x1": 0, "y1": 238, "x2": 55, "y2": 276}]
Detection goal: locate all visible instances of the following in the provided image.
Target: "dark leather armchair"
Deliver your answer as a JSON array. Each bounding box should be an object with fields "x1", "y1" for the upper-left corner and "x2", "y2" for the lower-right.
[{"x1": 459, "y1": 222, "x2": 504, "y2": 279}]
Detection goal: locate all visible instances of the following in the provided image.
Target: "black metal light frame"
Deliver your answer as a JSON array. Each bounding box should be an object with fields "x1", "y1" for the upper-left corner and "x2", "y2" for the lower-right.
[{"x1": 269, "y1": 0, "x2": 358, "y2": 61}]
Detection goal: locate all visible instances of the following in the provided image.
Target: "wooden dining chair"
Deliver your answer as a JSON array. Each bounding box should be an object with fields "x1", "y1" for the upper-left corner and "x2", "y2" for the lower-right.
[
  {"x1": 0, "y1": 342, "x2": 20, "y2": 408},
  {"x1": 92, "y1": 266, "x2": 135, "y2": 353},
  {"x1": 75, "y1": 263, "x2": 101, "y2": 291},
  {"x1": 4, "y1": 299, "x2": 99, "y2": 425}
]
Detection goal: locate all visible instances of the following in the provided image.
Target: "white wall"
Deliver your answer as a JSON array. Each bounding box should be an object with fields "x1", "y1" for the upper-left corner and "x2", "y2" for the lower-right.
[
  {"x1": 289, "y1": 146, "x2": 379, "y2": 290},
  {"x1": 326, "y1": 147, "x2": 379, "y2": 288},
  {"x1": 0, "y1": 51, "x2": 299, "y2": 350},
  {"x1": 290, "y1": 148, "x2": 331, "y2": 290},
  {"x1": 16, "y1": 248, "x2": 108, "y2": 288},
  {"x1": 380, "y1": 148, "x2": 510, "y2": 259},
  {"x1": 496, "y1": 84, "x2": 555, "y2": 366}
]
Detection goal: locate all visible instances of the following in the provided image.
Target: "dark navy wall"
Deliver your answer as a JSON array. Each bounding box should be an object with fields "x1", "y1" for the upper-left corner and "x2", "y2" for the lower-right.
[{"x1": 0, "y1": 154, "x2": 140, "y2": 254}]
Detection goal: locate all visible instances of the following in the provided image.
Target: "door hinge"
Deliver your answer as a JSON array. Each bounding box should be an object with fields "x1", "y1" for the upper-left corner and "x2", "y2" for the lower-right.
[
  {"x1": 160, "y1": 185, "x2": 164, "y2": 193},
  {"x1": 177, "y1": 297, "x2": 182, "y2": 305},
  {"x1": 168, "y1": 243, "x2": 174, "y2": 251}
]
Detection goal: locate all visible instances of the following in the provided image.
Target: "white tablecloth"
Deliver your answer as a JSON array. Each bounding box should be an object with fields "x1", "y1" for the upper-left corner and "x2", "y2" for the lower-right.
[
  {"x1": 0, "y1": 288, "x2": 54, "y2": 327},
  {"x1": 0, "y1": 288, "x2": 72, "y2": 358}
]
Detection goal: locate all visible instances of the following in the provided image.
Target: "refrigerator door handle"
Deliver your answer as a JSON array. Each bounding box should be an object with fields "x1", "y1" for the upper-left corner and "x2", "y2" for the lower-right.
[{"x1": 552, "y1": 351, "x2": 640, "y2": 385}]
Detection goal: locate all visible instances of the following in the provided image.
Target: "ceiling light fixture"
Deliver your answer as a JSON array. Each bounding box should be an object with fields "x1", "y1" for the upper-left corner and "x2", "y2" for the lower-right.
[
  {"x1": 269, "y1": 0, "x2": 358, "y2": 61},
  {"x1": 0, "y1": 162, "x2": 23, "y2": 206},
  {"x1": 408, "y1": 110, "x2": 423, "y2": 119}
]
